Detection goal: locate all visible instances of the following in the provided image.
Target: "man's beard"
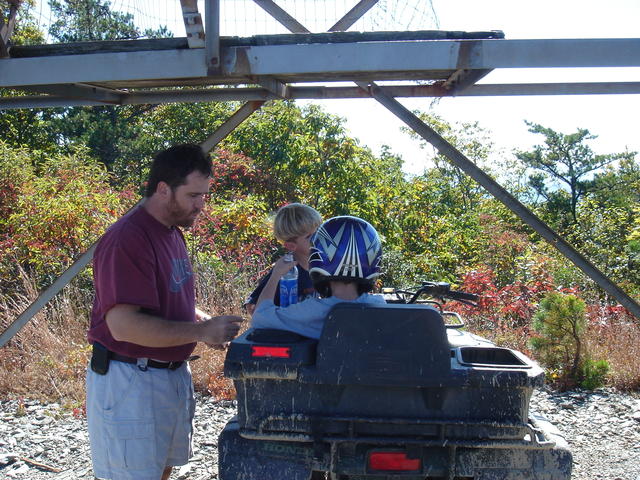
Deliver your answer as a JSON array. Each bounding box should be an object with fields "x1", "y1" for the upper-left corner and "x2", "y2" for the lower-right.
[{"x1": 167, "y1": 196, "x2": 200, "y2": 228}]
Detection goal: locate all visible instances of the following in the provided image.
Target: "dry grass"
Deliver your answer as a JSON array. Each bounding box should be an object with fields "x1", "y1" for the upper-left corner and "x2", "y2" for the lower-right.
[
  {"x1": 0, "y1": 272, "x2": 92, "y2": 407},
  {"x1": 0, "y1": 261, "x2": 257, "y2": 406},
  {"x1": 2, "y1": 264, "x2": 640, "y2": 405},
  {"x1": 584, "y1": 316, "x2": 640, "y2": 391}
]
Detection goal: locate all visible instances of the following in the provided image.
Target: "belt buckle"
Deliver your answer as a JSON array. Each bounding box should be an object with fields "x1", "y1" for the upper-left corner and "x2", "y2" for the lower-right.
[{"x1": 137, "y1": 358, "x2": 149, "y2": 371}]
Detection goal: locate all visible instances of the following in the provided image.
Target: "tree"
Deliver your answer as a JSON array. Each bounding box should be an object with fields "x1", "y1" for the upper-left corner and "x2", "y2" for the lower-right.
[
  {"x1": 0, "y1": 2, "x2": 60, "y2": 153},
  {"x1": 407, "y1": 112, "x2": 493, "y2": 211},
  {"x1": 1, "y1": 0, "x2": 45, "y2": 45},
  {"x1": 34, "y1": 0, "x2": 171, "y2": 180},
  {"x1": 48, "y1": 0, "x2": 170, "y2": 42},
  {"x1": 516, "y1": 122, "x2": 633, "y2": 225},
  {"x1": 222, "y1": 101, "x2": 408, "y2": 218},
  {"x1": 531, "y1": 291, "x2": 587, "y2": 387}
]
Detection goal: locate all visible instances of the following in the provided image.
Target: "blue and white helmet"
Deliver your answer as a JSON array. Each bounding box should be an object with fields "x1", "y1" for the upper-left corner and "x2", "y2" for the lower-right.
[{"x1": 309, "y1": 216, "x2": 382, "y2": 283}]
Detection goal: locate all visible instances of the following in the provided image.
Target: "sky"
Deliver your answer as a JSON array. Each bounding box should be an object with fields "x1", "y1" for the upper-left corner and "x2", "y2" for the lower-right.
[{"x1": 302, "y1": 0, "x2": 640, "y2": 174}]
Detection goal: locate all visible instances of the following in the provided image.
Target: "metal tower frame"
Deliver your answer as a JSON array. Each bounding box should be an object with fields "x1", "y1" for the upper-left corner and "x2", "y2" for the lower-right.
[{"x1": 2, "y1": 0, "x2": 640, "y2": 345}]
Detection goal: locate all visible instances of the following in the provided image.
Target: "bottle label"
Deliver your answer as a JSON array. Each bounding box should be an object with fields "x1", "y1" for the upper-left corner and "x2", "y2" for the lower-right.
[{"x1": 279, "y1": 277, "x2": 298, "y2": 307}]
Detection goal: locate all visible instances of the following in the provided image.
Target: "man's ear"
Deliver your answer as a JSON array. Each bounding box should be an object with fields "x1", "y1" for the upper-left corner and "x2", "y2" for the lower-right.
[
  {"x1": 156, "y1": 181, "x2": 171, "y2": 198},
  {"x1": 283, "y1": 240, "x2": 296, "y2": 252}
]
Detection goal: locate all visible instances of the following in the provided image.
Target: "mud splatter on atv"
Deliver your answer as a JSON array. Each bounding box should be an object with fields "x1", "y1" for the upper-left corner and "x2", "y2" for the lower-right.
[{"x1": 219, "y1": 284, "x2": 572, "y2": 479}]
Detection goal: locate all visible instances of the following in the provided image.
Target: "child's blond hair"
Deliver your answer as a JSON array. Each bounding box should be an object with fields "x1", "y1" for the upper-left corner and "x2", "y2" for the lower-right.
[{"x1": 273, "y1": 203, "x2": 322, "y2": 242}]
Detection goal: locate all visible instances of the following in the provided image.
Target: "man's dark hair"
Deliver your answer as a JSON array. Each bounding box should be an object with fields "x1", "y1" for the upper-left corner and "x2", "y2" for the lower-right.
[{"x1": 145, "y1": 144, "x2": 212, "y2": 197}]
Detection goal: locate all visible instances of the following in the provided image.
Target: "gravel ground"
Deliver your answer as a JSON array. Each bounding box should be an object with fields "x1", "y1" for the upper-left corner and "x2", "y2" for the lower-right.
[{"x1": 1, "y1": 388, "x2": 639, "y2": 479}]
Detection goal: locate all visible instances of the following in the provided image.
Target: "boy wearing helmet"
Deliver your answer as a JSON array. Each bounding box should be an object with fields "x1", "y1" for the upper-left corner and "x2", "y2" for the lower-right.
[{"x1": 251, "y1": 216, "x2": 386, "y2": 339}]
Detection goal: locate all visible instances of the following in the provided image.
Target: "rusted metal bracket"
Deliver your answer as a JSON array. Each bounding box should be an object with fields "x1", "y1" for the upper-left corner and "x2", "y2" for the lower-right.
[
  {"x1": 180, "y1": 0, "x2": 205, "y2": 48},
  {"x1": 442, "y1": 40, "x2": 493, "y2": 94},
  {"x1": 255, "y1": 76, "x2": 289, "y2": 98}
]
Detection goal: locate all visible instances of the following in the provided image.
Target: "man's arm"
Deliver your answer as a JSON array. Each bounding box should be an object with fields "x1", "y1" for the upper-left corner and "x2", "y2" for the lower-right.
[{"x1": 106, "y1": 304, "x2": 242, "y2": 346}]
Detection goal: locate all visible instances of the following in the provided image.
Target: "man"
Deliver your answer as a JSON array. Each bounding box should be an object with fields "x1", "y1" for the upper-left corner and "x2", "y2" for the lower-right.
[{"x1": 86, "y1": 144, "x2": 243, "y2": 480}]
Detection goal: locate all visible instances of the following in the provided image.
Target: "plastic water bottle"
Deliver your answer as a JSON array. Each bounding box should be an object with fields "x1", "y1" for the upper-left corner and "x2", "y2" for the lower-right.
[{"x1": 279, "y1": 253, "x2": 298, "y2": 307}]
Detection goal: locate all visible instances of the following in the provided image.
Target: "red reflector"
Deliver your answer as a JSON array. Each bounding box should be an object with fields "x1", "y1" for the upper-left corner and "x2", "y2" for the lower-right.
[
  {"x1": 251, "y1": 346, "x2": 291, "y2": 358},
  {"x1": 369, "y1": 452, "x2": 421, "y2": 471}
]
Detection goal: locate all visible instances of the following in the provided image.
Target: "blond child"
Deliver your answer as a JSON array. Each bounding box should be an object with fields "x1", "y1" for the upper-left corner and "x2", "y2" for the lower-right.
[{"x1": 244, "y1": 203, "x2": 322, "y2": 314}]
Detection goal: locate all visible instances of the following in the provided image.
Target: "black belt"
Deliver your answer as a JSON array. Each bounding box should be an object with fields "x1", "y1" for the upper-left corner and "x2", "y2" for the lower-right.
[
  {"x1": 91, "y1": 343, "x2": 199, "y2": 374},
  {"x1": 110, "y1": 352, "x2": 188, "y2": 370},
  {"x1": 105, "y1": 348, "x2": 199, "y2": 371}
]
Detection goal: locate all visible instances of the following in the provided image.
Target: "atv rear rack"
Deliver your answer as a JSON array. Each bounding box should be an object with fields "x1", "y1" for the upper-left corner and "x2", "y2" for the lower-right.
[{"x1": 239, "y1": 413, "x2": 557, "y2": 450}]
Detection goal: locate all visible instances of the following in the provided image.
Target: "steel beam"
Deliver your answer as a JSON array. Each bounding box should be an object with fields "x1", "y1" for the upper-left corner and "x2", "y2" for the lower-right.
[
  {"x1": 329, "y1": 0, "x2": 379, "y2": 32},
  {"x1": 222, "y1": 38, "x2": 640, "y2": 77},
  {"x1": 200, "y1": 100, "x2": 264, "y2": 152},
  {"x1": 205, "y1": 0, "x2": 221, "y2": 72},
  {"x1": 457, "y1": 82, "x2": 640, "y2": 96},
  {"x1": 364, "y1": 82, "x2": 640, "y2": 318},
  {"x1": 3, "y1": 38, "x2": 639, "y2": 89},
  {"x1": 19, "y1": 83, "x2": 126, "y2": 104},
  {"x1": 0, "y1": 49, "x2": 209, "y2": 87},
  {"x1": 3, "y1": 82, "x2": 640, "y2": 110},
  {"x1": 252, "y1": 0, "x2": 310, "y2": 33}
]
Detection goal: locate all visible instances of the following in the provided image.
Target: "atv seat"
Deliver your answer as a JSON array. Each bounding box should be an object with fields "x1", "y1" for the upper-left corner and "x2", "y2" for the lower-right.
[{"x1": 311, "y1": 302, "x2": 450, "y2": 386}]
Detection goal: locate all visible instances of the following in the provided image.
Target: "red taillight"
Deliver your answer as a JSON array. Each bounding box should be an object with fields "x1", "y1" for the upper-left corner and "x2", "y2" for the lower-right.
[
  {"x1": 251, "y1": 346, "x2": 291, "y2": 358},
  {"x1": 369, "y1": 452, "x2": 421, "y2": 472}
]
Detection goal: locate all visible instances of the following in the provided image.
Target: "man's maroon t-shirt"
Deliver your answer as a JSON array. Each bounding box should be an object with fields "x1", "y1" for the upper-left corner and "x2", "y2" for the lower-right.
[{"x1": 87, "y1": 206, "x2": 196, "y2": 361}]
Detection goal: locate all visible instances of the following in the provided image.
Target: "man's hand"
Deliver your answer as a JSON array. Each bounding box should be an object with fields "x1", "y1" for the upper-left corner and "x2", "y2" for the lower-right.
[{"x1": 199, "y1": 315, "x2": 243, "y2": 345}]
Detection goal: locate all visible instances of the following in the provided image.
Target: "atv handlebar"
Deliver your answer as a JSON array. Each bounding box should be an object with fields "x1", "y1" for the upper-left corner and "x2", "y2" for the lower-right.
[{"x1": 386, "y1": 281, "x2": 479, "y2": 306}]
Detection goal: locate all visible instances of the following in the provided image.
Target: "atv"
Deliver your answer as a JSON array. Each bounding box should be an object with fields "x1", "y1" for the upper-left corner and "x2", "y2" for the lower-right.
[{"x1": 218, "y1": 282, "x2": 572, "y2": 479}]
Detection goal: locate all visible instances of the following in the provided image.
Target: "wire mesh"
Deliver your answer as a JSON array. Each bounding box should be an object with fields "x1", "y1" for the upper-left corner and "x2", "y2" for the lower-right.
[{"x1": 25, "y1": 0, "x2": 439, "y2": 43}]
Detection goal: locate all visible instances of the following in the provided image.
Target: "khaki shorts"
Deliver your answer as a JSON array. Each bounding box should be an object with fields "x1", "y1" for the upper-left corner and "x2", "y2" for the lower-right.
[{"x1": 86, "y1": 359, "x2": 195, "y2": 480}]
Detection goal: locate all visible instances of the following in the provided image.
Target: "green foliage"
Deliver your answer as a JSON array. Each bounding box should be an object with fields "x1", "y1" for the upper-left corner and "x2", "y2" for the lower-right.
[
  {"x1": 531, "y1": 292, "x2": 587, "y2": 387},
  {"x1": 0, "y1": 99, "x2": 61, "y2": 154},
  {"x1": 579, "y1": 357, "x2": 609, "y2": 390},
  {"x1": 48, "y1": 0, "x2": 170, "y2": 42},
  {"x1": 396, "y1": 114, "x2": 495, "y2": 280},
  {"x1": 0, "y1": 142, "x2": 133, "y2": 287},
  {"x1": 1, "y1": 0, "x2": 45, "y2": 46},
  {"x1": 49, "y1": 101, "x2": 239, "y2": 188},
  {"x1": 0, "y1": 0, "x2": 173, "y2": 186},
  {"x1": 410, "y1": 112, "x2": 494, "y2": 209},
  {"x1": 48, "y1": 105, "x2": 153, "y2": 181},
  {"x1": 569, "y1": 196, "x2": 639, "y2": 285},
  {"x1": 380, "y1": 249, "x2": 423, "y2": 289}
]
